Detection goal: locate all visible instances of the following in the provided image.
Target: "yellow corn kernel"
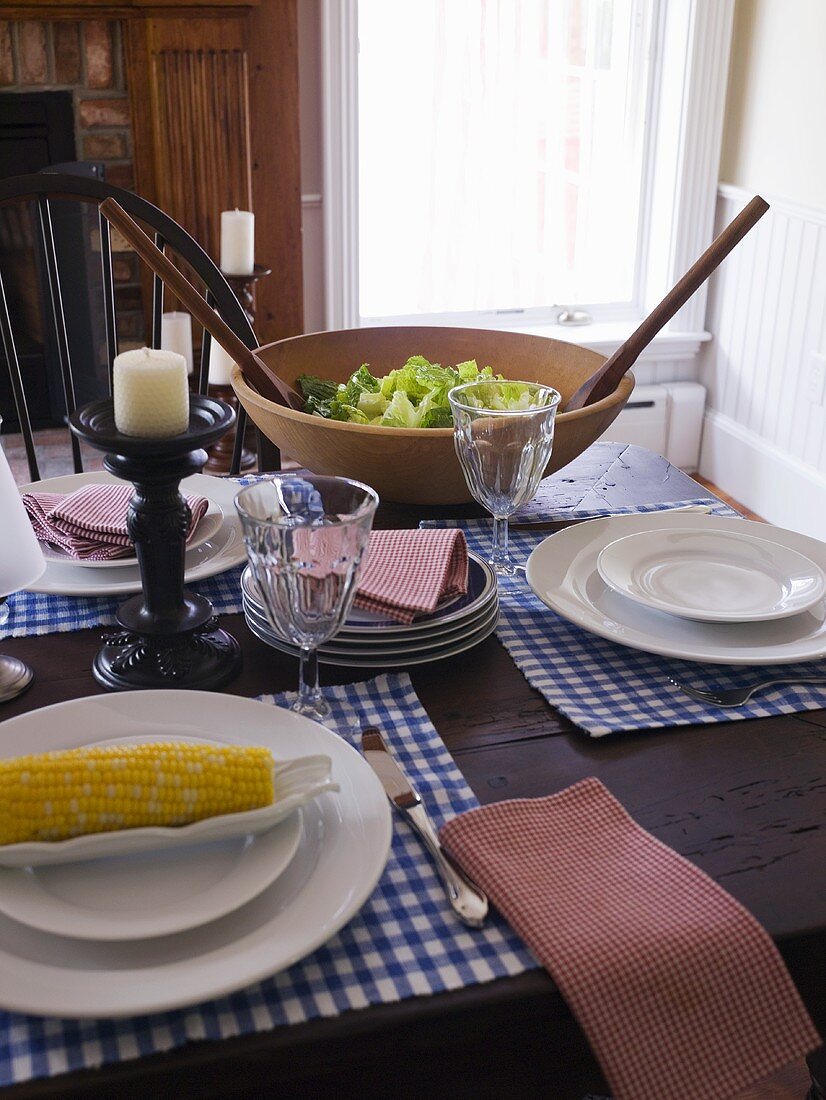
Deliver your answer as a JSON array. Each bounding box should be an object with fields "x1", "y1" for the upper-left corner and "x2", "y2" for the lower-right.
[{"x1": 0, "y1": 742, "x2": 275, "y2": 845}]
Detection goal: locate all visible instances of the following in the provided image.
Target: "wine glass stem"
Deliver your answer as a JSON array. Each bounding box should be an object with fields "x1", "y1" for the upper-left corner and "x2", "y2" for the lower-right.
[
  {"x1": 491, "y1": 516, "x2": 514, "y2": 574},
  {"x1": 298, "y1": 645, "x2": 324, "y2": 710}
]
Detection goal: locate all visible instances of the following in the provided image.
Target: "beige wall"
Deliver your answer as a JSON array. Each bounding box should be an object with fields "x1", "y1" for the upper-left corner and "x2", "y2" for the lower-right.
[{"x1": 721, "y1": 0, "x2": 826, "y2": 209}]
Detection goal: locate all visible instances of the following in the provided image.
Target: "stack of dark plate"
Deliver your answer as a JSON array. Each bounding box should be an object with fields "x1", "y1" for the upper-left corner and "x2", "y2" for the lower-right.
[{"x1": 241, "y1": 552, "x2": 499, "y2": 668}]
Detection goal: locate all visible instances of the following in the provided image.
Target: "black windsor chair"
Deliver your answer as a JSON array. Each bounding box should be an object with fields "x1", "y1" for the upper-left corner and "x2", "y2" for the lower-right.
[{"x1": 0, "y1": 172, "x2": 278, "y2": 481}]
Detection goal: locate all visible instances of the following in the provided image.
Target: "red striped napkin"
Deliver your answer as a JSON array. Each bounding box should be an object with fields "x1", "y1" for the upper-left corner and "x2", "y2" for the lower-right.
[
  {"x1": 23, "y1": 484, "x2": 209, "y2": 561},
  {"x1": 354, "y1": 529, "x2": 469, "y2": 624},
  {"x1": 439, "y1": 778, "x2": 819, "y2": 1100}
]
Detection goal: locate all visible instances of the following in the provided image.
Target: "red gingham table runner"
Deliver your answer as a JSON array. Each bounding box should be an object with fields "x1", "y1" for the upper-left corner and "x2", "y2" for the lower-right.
[
  {"x1": 354, "y1": 528, "x2": 469, "y2": 624},
  {"x1": 23, "y1": 484, "x2": 209, "y2": 561},
  {"x1": 439, "y1": 778, "x2": 819, "y2": 1100}
]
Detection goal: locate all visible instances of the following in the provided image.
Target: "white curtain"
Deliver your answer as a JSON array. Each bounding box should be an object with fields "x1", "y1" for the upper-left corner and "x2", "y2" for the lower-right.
[{"x1": 357, "y1": 0, "x2": 648, "y2": 319}]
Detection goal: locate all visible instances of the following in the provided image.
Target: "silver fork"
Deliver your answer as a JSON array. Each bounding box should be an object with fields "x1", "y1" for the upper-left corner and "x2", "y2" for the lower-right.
[{"x1": 669, "y1": 676, "x2": 826, "y2": 708}]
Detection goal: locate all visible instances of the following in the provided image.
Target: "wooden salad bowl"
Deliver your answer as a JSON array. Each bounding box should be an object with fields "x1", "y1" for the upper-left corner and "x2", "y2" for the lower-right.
[{"x1": 231, "y1": 326, "x2": 634, "y2": 505}]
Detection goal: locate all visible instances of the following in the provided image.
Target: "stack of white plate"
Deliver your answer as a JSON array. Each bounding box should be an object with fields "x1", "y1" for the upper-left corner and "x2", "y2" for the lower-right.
[
  {"x1": 0, "y1": 692, "x2": 391, "y2": 1018},
  {"x1": 242, "y1": 551, "x2": 499, "y2": 668},
  {"x1": 526, "y1": 512, "x2": 826, "y2": 664}
]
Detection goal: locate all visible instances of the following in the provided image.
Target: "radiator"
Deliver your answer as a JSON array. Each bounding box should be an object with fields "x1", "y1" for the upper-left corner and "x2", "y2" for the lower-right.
[{"x1": 598, "y1": 382, "x2": 706, "y2": 471}]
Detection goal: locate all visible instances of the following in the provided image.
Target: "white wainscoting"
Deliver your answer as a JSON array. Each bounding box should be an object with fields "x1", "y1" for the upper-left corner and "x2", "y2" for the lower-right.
[{"x1": 699, "y1": 183, "x2": 826, "y2": 538}]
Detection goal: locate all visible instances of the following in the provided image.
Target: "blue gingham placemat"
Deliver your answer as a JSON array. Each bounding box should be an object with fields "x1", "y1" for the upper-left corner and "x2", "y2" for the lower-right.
[
  {"x1": 425, "y1": 502, "x2": 826, "y2": 736},
  {"x1": 0, "y1": 473, "x2": 267, "y2": 640},
  {"x1": 0, "y1": 673, "x2": 536, "y2": 1088},
  {"x1": 0, "y1": 566, "x2": 245, "y2": 641}
]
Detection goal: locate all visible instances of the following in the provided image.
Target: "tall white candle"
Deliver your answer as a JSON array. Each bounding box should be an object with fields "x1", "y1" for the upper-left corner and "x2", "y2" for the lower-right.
[
  {"x1": 208, "y1": 341, "x2": 236, "y2": 387},
  {"x1": 220, "y1": 209, "x2": 255, "y2": 275},
  {"x1": 160, "y1": 312, "x2": 194, "y2": 375},
  {"x1": 113, "y1": 348, "x2": 190, "y2": 438}
]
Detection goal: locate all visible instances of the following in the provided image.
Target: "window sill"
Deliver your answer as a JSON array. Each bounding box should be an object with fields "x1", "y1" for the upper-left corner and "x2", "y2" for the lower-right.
[{"x1": 503, "y1": 322, "x2": 711, "y2": 362}]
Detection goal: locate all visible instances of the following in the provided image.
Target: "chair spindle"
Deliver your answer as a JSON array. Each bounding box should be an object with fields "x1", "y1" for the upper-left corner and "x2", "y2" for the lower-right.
[{"x1": 37, "y1": 197, "x2": 82, "y2": 475}]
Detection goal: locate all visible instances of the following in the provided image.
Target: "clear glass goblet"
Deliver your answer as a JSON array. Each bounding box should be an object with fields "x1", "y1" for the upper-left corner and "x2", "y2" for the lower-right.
[
  {"x1": 449, "y1": 380, "x2": 561, "y2": 576},
  {"x1": 234, "y1": 474, "x2": 379, "y2": 721}
]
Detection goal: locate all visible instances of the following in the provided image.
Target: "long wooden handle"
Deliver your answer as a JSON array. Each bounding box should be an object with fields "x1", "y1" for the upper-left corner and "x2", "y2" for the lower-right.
[
  {"x1": 99, "y1": 198, "x2": 302, "y2": 409},
  {"x1": 566, "y1": 195, "x2": 770, "y2": 411}
]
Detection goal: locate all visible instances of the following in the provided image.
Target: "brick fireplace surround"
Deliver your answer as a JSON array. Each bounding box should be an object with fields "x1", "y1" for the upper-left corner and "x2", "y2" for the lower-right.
[
  {"x1": 0, "y1": 0, "x2": 303, "y2": 349},
  {"x1": 0, "y1": 19, "x2": 145, "y2": 340}
]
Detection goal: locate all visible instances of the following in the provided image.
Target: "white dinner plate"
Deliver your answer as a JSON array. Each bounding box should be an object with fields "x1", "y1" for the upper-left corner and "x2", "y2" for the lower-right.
[
  {"x1": 0, "y1": 692, "x2": 391, "y2": 1017},
  {"x1": 37, "y1": 502, "x2": 225, "y2": 569},
  {"x1": 243, "y1": 591, "x2": 497, "y2": 658},
  {"x1": 245, "y1": 600, "x2": 500, "y2": 667},
  {"x1": 526, "y1": 512, "x2": 826, "y2": 665},
  {"x1": 0, "y1": 809, "x2": 302, "y2": 942},
  {"x1": 597, "y1": 527, "x2": 826, "y2": 622},
  {"x1": 21, "y1": 472, "x2": 246, "y2": 596},
  {"x1": 241, "y1": 563, "x2": 497, "y2": 647}
]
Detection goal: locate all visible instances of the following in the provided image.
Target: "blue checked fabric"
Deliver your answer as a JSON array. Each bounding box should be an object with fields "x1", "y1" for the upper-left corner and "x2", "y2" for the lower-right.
[
  {"x1": 0, "y1": 565, "x2": 245, "y2": 641},
  {"x1": 425, "y1": 500, "x2": 826, "y2": 736},
  {"x1": 0, "y1": 475, "x2": 270, "y2": 641},
  {"x1": 0, "y1": 673, "x2": 536, "y2": 1088}
]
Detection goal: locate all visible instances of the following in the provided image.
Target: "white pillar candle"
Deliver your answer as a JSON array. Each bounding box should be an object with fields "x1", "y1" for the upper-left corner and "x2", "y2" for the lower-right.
[
  {"x1": 208, "y1": 340, "x2": 236, "y2": 387},
  {"x1": 220, "y1": 209, "x2": 255, "y2": 275},
  {"x1": 113, "y1": 348, "x2": 190, "y2": 438},
  {"x1": 160, "y1": 311, "x2": 194, "y2": 375}
]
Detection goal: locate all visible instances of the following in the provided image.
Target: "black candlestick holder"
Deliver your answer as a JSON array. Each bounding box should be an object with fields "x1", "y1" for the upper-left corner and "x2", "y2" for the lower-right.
[{"x1": 69, "y1": 395, "x2": 242, "y2": 692}]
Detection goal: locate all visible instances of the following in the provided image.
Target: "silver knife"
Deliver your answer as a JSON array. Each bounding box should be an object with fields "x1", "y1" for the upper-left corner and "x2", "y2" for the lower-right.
[{"x1": 361, "y1": 728, "x2": 489, "y2": 929}]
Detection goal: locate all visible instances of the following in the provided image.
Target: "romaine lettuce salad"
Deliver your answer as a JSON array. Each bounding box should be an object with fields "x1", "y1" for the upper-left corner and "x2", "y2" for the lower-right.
[{"x1": 297, "y1": 356, "x2": 536, "y2": 429}]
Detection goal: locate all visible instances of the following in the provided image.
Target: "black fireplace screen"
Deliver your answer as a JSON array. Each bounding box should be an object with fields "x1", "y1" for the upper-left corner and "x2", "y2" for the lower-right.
[{"x1": 0, "y1": 91, "x2": 110, "y2": 432}]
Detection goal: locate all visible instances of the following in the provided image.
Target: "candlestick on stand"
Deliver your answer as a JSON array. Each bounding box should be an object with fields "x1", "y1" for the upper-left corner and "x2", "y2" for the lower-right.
[
  {"x1": 69, "y1": 396, "x2": 242, "y2": 692},
  {"x1": 220, "y1": 210, "x2": 255, "y2": 276},
  {"x1": 205, "y1": 264, "x2": 272, "y2": 475},
  {"x1": 160, "y1": 312, "x2": 194, "y2": 375}
]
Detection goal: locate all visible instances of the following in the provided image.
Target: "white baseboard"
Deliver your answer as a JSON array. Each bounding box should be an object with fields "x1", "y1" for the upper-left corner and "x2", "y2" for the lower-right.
[{"x1": 700, "y1": 409, "x2": 826, "y2": 538}]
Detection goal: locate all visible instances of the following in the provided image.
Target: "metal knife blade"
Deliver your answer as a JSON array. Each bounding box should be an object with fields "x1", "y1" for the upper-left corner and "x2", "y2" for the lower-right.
[{"x1": 361, "y1": 728, "x2": 488, "y2": 928}]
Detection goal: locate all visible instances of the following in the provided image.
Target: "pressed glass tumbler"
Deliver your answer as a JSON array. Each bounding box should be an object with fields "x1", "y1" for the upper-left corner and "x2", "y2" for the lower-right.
[
  {"x1": 235, "y1": 474, "x2": 379, "y2": 721},
  {"x1": 449, "y1": 380, "x2": 560, "y2": 575}
]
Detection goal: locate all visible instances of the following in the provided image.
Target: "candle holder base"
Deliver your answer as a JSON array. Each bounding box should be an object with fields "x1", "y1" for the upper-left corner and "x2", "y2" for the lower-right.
[
  {"x1": 69, "y1": 395, "x2": 242, "y2": 693},
  {"x1": 94, "y1": 617, "x2": 241, "y2": 692}
]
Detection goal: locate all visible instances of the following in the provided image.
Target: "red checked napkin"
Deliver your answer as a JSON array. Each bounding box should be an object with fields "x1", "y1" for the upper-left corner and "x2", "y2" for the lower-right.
[
  {"x1": 23, "y1": 484, "x2": 209, "y2": 561},
  {"x1": 354, "y1": 528, "x2": 469, "y2": 624},
  {"x1": 439, "y1": 778, "x2": 819, "y2": 1100}
]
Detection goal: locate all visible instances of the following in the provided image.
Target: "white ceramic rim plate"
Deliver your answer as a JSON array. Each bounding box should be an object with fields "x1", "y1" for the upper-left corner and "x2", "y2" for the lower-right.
[
  {"x1": 20, "y1": 472, "x2": 246, "y2": 596},
  {"x1": 241, "y1": 553, "x2": 497, "y2": 637},
  {"x1": 241, "y1": 565, "x2": 497, "y2": 648},
  {"x1": 36, "y1": 501, "x2": 225, "y2": 569},
  {"x1": 597, "y1": 527, "x2": 826, "y2": 622},
  {"x1": 242, "y1": 590, "x2": 497, "y2": 658},
  {"x1": 526, "y1": 511, "x2": 826, "y2": 665},
  {"x1": 0, "y1": 692, "x2": 392, "y2": 1017},
  {"x1": 0, "y1": 805, "x2": 303, "y2": 942},
  {"x1": 245, "y1": 600, "x2": 500, "y2": 667}
]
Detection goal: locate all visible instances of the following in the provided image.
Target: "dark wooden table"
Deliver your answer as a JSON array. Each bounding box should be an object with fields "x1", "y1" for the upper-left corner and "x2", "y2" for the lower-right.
[{"x1": 2, "y1": 445, "x2": 825, "y2": 1100}]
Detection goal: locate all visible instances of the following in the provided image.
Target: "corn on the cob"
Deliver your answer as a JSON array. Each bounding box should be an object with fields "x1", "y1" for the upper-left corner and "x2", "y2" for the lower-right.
[{"x1": 0, "y1": 741, "x2": 275, "y2": 845}]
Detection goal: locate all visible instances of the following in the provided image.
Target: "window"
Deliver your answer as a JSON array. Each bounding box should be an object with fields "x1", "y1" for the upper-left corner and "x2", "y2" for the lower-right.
[
  {"x1": 323, "y1": 0, "x2": 734, "y2": 341},
  {"x1": 358, "y1": 0, "x2": 654, "y2": 323}
]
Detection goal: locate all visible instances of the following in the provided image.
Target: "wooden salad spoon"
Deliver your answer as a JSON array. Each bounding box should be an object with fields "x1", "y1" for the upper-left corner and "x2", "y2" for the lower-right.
[
  {"x1": 566, "y1": 195, "x2": 770, "y2": 411},
  {"x1": 99, "y1": 198, "x2": 305, "y2": 411}
]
